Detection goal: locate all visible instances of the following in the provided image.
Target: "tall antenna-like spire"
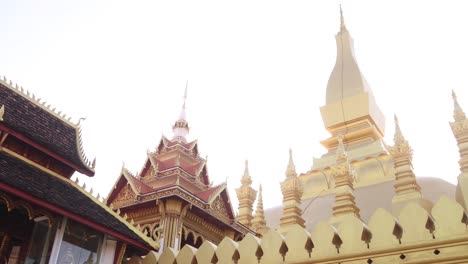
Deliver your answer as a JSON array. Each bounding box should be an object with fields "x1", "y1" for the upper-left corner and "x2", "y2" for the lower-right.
[
  {"x1": 172, "y1": 84, "x2": 190, "y2": 139},
  {"x1": 183, "y1": 81, "x2": 188, "y2": 109},
  {"x1": 340, "y1": 4, "x2": 347, "y2": 32}
]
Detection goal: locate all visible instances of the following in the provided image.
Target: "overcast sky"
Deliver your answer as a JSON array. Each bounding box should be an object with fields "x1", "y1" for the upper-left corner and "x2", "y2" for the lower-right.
[{"x1": 1, "y1": 0, "x2": 467, "y2": 211}]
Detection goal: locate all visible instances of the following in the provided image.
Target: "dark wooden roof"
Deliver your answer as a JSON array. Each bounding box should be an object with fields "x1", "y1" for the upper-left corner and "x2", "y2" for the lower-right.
[
  {"x1": 0, "y1": 82, "x2": 94, "y2": 176},
  {"x1": 0, "y1": 151, "x2": 154, "y2": 250}
]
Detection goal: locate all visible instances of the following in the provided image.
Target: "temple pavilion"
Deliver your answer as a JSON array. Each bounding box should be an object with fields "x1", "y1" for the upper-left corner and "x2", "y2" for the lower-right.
[{"x1": 106, "y1": 90, "x2": 252, "y2": 252}]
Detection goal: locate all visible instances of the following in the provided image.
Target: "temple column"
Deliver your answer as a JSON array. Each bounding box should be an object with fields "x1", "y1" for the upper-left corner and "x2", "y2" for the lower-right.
[
  {"x1": 329, "y1": 137, "x2": 360, "y2": 224},
  {"x1": 450, "y1": 91, "x2": 468, "y2": 209},
  {"x1": 279, "y1": 149, "x2": 305, "y2": 233},
  {"x1": 235, "y1": 160, "x2": 257, "y2": 227},
  {"x1": 160, "y1": 199, "x2": 189, "y2": 251},
  {"x1": 388, "y1": 115, "x2": 431, "y2": 214}
]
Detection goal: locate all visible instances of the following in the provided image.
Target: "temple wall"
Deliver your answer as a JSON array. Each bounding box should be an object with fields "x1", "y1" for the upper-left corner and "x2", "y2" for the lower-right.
[{"x1": 127, "y1": 196, "x2": 468, "y2": 263}]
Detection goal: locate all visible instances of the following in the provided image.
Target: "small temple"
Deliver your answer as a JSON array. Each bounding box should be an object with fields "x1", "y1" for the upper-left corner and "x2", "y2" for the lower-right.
[{"x1": 106, "y1": 88, "x2": 252, "y2": 252}]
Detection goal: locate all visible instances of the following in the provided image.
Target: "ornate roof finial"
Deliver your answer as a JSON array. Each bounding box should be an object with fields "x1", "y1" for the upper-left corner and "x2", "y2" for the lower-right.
[
  {"x1": 452, "y1": 90, "x2": 466, "y2": 122},
  {"x1": 393, "y1": 114, "x2": 406, "y2": 145},
  {"x1": 336, "y1": 136, "x2": 348, "y2": 163},
  {"x1": 286, "y1": 148, "x2": 297, "y2": 177},
  {"x1": 173, "y1": 85, "x2": 190, "y2": 139},
  {"x1": 340, "y1": 4, "x2": 347, "y2": 32},
  {"x1": 183, "y1": 81, "x2": 188, "y2": 109}
]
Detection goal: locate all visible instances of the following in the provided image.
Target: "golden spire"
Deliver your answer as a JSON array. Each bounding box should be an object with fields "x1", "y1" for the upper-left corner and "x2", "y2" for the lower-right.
[
  {"x1": 393, "y1": 114, "x2": 406, "y2": 145},
  {"x1": 252, "y1": 184, "x2": 267, "y2": 233},
  {"x1": 330, "y1": 136, "x2": 360, "y2": 223},
  {"x1": 340, "y1": 4, "x2": 347, "y2": 32},
  {"x1": 279, "y1": 148, "x2": 305, "y2": 232},
  {"x1": 235, "y1": 159, "x2": 257, "y2": 227},
  {"x1": 452, "y1": 90, "x2": 466, "y2": 122},
  {"x1": 450, "y1": 90, "x2": 468, "y2": 209},
  {"x1": 241, "y1": 159, "x2": 253, "y2": 185},
  {"x1": 320, "y1": 4, "x2": 386, "y2": 147},
  {"x1": 286, "y1": 148, "x2": 297, "y2": 177},
  {"x1": 336, "y1": 136, "x2": 348, "y2": 163},
  {"x1": 388, "y1": 115, "x2": 431, "y2": 213}
]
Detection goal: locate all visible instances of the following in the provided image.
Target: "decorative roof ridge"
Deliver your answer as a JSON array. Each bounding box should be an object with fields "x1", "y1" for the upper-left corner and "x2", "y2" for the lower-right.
[
  {"x1": 69, "y1": 175, "x2": 158, "y2": 249},
  {"x1": 121, "y1": 165, "x2": 143, "y2": 194},
  {"x1": 146, "y1": 150, "x2": 159, "y2": 173},
  {"x1": 195, "y1": 159, "x2": 207, "y2": 179},
  {"x1": 76, "y1": 119, "x2": 96, "y2": 173},
  {"x1": 0, "y1": 75, "x2": 95, "y2": 173},
  {"x1": 0, "y1": 75, "x2": 79, "y2": 128},
  {"x1": 207, "y1": 182, "x2": 227, "y2": 204}
]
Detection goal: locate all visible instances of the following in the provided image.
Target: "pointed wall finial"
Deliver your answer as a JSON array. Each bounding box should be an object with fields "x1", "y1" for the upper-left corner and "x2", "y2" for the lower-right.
[
  {"x1": 452, "y1": 90, "x2": 466, "y2": 122},
  {"x1": 339, "y1": 4, "x2": 347, "y2": 32},
  {"x1": 286, "y1": 148, "x2": 297, "y2": 177},
  {"x1": 393, "y1": 114, "x2": 406, "y2": 145}
]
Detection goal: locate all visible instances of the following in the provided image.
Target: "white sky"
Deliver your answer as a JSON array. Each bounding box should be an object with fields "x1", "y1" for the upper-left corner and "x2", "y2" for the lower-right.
[{"x1": 1, "y1": 0, "x2": 467, "y2": 211}]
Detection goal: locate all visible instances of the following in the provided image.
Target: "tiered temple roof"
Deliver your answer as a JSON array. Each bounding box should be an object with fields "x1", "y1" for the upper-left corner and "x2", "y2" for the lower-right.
[{"x1": 107, "y1": 90, "x2": 251, "y2": 240}]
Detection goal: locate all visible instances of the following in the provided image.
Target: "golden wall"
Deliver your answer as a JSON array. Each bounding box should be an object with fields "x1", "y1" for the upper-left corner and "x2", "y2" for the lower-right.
[{"x1": 127, "y1": 196, "x2": 468, "y2": 264}]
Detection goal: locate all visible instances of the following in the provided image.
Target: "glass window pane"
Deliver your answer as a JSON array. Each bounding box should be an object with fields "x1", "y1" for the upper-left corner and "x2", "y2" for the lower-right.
[
  {"x1": 25, "y1": 217, "x2": 55, "y2": 264},
  {"x1": 57, "y1": 219, "x2": 102, "y2": 264}
]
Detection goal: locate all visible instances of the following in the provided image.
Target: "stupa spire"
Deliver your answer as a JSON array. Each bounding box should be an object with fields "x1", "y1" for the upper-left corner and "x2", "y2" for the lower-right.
[
  {"x1": 388, "y1": 115, "x2": 431, "y2": 213},
  {"x1": 279, "y1": 148, "x2": 305, "y2": 232},
  {"x1": 172, "y1": 84, "x2": 190, "y2": 140},
  {"x1": 450, "y1": 91, "x2": 468, "y2": 209},
  {"x1": 340, "y1": 4, "x2": 347, "y2": 32},
  {"x1": 319, "y1": 6, "x2": 386, "y2": 152},
  {"x1": 235, "y1": 159, "x2": 257, "y2": 227},
  {"x1": 394, "y1": 114, "x2": 406, "y2": 145},
  {"x1": 330, "y1": 136, "x2": 360, "y2": 223},
  {"x1": 336, "y1": 135, "x2": 348, "y2": 163},
  {"x1": 452, "y1": 90, "x2": 466, "y2": 122},
  {"x1": 286, "y1": 148, "x2": 297, "y2": 177},
  {"x1": 252, "y1": 184, "x2": 267, "y2": 234}
]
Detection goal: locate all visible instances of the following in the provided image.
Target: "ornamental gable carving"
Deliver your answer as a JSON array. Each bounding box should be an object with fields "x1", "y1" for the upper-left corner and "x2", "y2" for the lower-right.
[
  {"x1": 114, "y1": 184, "x2": 135, "y2": 203},
  {"x1": 211, "y1": 195, "x2": 228, "y2": 218}
]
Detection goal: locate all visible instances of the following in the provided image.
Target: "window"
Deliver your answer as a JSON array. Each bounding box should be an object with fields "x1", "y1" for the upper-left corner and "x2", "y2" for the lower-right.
[{"x1": 56, "y1": 219, "x2": 102, "y2": 264}]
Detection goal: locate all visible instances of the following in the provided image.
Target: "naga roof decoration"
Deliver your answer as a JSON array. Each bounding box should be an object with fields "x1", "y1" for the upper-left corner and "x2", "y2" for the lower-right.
[{"x1": 0, "y1": 75, "x2": 95, "y2": 176}]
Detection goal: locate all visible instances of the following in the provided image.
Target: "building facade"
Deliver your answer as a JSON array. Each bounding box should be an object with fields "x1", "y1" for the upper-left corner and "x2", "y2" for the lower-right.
[{"x1": 0, "y1": 78, "x2": 156, "y2": 263}]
